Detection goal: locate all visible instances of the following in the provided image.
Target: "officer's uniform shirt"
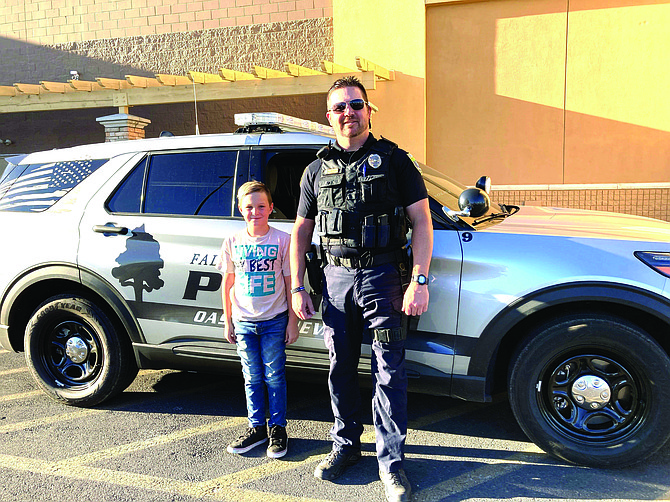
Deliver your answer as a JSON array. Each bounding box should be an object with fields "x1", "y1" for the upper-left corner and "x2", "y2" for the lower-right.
[{"x1": 297, "y1": 134, "x2": 428, "y2": 257}]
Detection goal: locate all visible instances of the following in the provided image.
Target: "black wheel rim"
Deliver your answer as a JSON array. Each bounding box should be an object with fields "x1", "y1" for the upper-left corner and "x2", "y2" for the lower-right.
[
  {"x1": 538, "y1": 352, "x2": 647, "y2": 444},
  {"x1": 39, "y1": 319, "x2": 102, "y2": 389}
]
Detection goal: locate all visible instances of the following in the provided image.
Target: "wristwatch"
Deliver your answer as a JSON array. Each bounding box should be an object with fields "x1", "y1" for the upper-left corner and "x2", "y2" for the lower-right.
[{"x1": 411, "y1": 274, "x2": 428, "y2": 285}]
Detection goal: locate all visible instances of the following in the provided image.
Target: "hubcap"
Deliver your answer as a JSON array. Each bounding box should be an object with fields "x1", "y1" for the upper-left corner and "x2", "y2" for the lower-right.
[
  {"x1": 571, "y1": 375, "x2": 611, "y2": 410},
  {"x1": 65, "y1": 336, "x2": 89, "y2": 364}
]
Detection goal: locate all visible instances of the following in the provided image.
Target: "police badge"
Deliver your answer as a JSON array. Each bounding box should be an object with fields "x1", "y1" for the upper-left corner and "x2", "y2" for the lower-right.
[{"x1": 368, "y1": 153, "x2": 382, "y2": 169}]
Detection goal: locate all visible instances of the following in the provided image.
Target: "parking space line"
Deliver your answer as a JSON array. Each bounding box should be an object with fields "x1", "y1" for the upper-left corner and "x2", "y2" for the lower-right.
[
  {"x1": 199, "y1": 440, "x2": 332, "y2": 490},
  {"x1": 59, "y1": 416, "x2": 248, "y2": 466},
  {"x1": 413, "y1": 447, "x2": 545, "y2": 501},
  {"x1": 0, "y1": 381, "x2": 220, "y2": 434},
  {"x1": 0, "y1": 453, "x2": 335, "y2": 502},
  {"x1": 0, "y1": 395, "x2": 546, "y2": 502},
  {"x1": 57, "y1": 395, "x2": 317, "y2": 468},
  {"x1": 199, "y1": 403, "x2": 485, "y2": 493},
  {"x1": 201, "y1": 401, "x2": 491, "y2": 490},
  {"x1": 0, "y1": 408, "x2": 102, "y2": 434},
  {"x1": 0, "y1": 390, "x2": 42, "y2": 402},
  {"x1": 0, "y1": 367, "x2": 29, "y2": 376}
]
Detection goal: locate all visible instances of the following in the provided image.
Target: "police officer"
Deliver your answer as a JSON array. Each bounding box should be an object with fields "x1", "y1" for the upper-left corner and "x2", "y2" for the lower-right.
[{"x1": 290, "y1": 76, "x2": 433, "y2": 502}]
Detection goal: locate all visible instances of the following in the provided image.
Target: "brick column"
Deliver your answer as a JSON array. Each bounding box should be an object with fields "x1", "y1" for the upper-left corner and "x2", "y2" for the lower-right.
[{"x1": 96, "y1": 113, "x2": 151, "y2": 142}]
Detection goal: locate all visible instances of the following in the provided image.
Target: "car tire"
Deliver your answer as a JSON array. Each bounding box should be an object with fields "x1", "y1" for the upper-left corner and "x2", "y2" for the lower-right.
[
  {"x1": 508, "y1": 314, "x2": 670, "y2": 467},
  {"x1": 24, "y1": 294, "x2": 137, "y2": 407}
]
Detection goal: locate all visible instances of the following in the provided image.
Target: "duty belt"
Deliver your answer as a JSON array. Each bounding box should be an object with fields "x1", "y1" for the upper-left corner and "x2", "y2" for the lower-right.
[{"x1": 324, "y1": 249, "x2": 406, "y2": 269}]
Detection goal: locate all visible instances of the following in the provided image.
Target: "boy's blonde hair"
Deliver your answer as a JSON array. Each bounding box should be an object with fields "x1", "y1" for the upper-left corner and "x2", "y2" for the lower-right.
[{"x1": 237, "y1": 181, "x2": 272, "y2": 204}]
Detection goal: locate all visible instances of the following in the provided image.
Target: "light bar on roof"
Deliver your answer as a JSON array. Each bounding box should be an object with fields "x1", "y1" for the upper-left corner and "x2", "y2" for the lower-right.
[{"x1": 234, "y1": 112, "x2": 335, "y2": 137}]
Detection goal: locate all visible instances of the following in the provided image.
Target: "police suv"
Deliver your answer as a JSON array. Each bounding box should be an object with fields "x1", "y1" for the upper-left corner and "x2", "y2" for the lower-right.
[{"x1": 2, "y1": 113, "x2": 670, "y2": 469}]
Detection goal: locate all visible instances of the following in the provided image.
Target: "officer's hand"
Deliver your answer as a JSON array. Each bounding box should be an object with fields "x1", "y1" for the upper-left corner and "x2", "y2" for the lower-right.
[
  {"x1": 402, "y1": 283, "x2": 429, "y2": 317},
  {"x1": 292, "y1": 290, "x2": 315, "y2": 320}
]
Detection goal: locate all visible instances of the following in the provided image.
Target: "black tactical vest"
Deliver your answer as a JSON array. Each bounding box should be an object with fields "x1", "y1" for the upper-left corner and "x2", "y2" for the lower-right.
[{"x1": 315, "y1": 138, "x2": 408, "y2": 252}]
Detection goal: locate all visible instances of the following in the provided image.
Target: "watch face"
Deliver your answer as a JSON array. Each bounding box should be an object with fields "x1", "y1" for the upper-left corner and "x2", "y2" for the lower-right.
[{"x1": 413, "y1": 274, "x2": 427, "y2": 285}]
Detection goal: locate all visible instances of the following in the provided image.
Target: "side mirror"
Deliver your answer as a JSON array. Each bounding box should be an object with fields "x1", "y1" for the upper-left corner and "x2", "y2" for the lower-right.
[{"x1": 443, "y1": 187, "x2": 491, "y2": 222}]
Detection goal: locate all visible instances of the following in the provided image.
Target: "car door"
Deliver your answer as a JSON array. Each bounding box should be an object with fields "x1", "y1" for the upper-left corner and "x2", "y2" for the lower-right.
[
  {"x1": 249, "y1": 146, "x2": 333, "y2": 371},
  {"x1": 79, "y1": 147, "x2": 250, "y2": 353}
]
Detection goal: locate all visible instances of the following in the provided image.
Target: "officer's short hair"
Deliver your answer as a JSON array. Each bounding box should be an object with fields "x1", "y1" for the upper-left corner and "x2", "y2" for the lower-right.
[
  {"x1": 327, "y1": 76, "x2": 369, "y2": 103},
  {"x1": 237, "y1": 181, "x2": 272, "y2": 205}
]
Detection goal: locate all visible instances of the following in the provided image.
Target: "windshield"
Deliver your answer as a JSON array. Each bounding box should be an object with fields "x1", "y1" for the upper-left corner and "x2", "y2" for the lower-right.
[{"x1": 419, "y1": 162, "x2": 502, "y2": 217}]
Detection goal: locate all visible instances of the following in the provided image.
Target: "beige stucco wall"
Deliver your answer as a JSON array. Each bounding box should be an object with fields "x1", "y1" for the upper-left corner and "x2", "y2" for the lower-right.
[
  {"x1": 426, "y1": 0, "x2": 670, "y2": 186},
  {"x1": 332, "y1": 0, "x2": 426, "y2": 161}
]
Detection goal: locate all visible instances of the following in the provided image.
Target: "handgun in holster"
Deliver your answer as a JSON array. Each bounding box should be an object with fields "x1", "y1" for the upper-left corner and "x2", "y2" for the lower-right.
[{"x1": 305, "y1": 243, "x2": 324, "y2": 295}]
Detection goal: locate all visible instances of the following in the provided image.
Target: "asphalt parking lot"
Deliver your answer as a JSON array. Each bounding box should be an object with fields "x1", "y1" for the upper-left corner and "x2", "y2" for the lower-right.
[{"x1": 2, "y1": 347, "x2": 670, "y2": 502}]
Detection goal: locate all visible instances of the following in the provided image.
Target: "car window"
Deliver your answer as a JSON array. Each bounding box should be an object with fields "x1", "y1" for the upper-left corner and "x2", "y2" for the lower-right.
[
  {"x1": 0, "y1": 158, "x2": 107, "y2": 212},
  {"x1": 254, "y1": 148, "x2": 318, "y2": 220},
  {"x1": 107, "y1": 157, "x2": 147, "y2": 214},
  {"x1": 109, "y1": 150, "x2": 245, "y2": 217}
]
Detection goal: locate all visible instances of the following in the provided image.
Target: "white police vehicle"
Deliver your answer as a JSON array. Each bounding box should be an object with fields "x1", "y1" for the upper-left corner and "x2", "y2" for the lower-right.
[{"x1": 2, "y1": 113, "x2": 670, "y2": 468}]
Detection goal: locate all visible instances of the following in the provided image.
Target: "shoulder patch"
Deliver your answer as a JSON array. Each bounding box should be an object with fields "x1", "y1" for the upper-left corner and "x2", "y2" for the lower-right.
[{"x1": 407, "y1": 153, "x2": 421, "y2": 172}]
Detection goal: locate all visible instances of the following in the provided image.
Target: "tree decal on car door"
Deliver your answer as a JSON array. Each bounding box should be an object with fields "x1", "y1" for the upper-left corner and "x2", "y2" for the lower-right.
[{"x1": 112, "y1": 225, "x2": 164, "y2": 302}]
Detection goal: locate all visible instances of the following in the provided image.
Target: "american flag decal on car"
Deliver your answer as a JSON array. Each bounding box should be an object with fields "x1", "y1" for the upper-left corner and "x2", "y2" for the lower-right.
[{"x1": 0, "y1": 159, "x2": 107, "y2": 212}]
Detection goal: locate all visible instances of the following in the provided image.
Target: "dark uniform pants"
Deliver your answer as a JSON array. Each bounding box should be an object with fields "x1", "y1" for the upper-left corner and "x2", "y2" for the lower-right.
[{"x1": 321, "y1": 261, "x2": 408, "y2": 473}]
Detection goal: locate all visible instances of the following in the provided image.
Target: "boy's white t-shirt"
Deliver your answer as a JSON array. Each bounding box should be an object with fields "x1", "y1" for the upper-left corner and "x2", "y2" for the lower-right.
[{"x1": 219, "y1": 226, "x2": 291, "y2": 322}]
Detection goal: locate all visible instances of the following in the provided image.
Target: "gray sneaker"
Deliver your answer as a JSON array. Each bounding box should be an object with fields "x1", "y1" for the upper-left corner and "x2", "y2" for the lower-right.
[
  {"x1": 379, "y1": 468, "x2": 412, "y2": 502},
  {"x1": 226, "y1": 425, "x2": 268, "y2": 454},
  {"x1": 314, "y1": 449, "x2": 362, "y2": 480}
]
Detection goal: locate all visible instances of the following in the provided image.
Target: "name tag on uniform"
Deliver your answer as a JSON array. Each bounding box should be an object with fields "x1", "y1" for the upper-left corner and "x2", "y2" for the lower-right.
[{"x1": 322, "y1": 166, "x2": 340, "y2": 175}]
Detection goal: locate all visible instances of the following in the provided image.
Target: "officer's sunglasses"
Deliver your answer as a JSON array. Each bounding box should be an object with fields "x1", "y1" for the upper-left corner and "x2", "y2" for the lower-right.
[{"x1": 329, "y1": 99, "x2": 368, "y2": 113}]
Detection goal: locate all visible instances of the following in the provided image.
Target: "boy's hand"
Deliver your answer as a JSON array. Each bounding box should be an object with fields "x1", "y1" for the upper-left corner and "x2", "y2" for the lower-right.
[
  {"x1": 285, "y1": 321, "x2": 299, "y2": 345},
  {"x1": 225, "y1": 322, "x2": 236, "y2": 344}
]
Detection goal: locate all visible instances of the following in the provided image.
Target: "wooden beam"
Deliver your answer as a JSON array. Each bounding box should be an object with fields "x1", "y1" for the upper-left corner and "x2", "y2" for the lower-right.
[
  {"x1": 0, "y1": 72, "x2": 377, "y2": 113},
  {"x1": 188, "y1": 71, "x2": 225, "y2": 84},
  {"x1": 40, "y1": 81, "x2": 73, "y2": 93},
  {"x1": 356, "y1": 57, "x2": 394, "y2": 81},
  {"x1": 0, "y1": 86, "x2": 17, "y2": 96},
  {"x1": 321, "y1": 61, "x2": 356, "y2": 74},
  {"x1": 125, "y1": 75, "x2": 160, "y2": 88},
  {"x1": 14, "y1": 83, "x2": 42, "y2": 95},
  {"x1": 96, "y1": 77, "x2": 132, "y2": 90},
  {"x1": 285, "y1": 63, "x2": 325, "y2": 77},
  {"x1": 155, "y1": 74, "x2": 192, "y2": 86},
  {"x1": 69, "y1": 80, "x2": 106, "y2": 91},
  {"x1": 219, "y1": 68, "x2": 257, "y2": 81},
  {"x1": 253, "y1": 66, "x2": 291, "y2": 79}
]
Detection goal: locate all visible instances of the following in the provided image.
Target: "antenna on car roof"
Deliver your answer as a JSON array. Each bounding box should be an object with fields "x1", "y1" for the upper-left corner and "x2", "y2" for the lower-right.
[{"x1": 192, "y1": 80, "x2": 200, "y2": 135}]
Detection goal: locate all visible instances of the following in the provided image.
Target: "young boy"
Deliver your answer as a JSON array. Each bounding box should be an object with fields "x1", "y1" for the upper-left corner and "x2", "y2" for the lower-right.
[{"x1": 219, "y1": 181, "x2": 299, "y2": 458}]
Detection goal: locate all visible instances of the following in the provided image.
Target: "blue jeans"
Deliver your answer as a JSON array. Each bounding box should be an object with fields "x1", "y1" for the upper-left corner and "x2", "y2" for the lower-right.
[{"x1": 233, "y1": 311, "x2": 288, "y2": 428}]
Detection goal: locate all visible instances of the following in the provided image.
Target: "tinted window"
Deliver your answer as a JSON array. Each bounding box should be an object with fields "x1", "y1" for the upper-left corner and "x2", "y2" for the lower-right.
[
  {"x1": 144, "y1": 150, "x2": 240, "y2": 217},
  {"x1": 0, "y1": 159, "x2": 107, "y2": 212},
  {"x1": 258, "y1": 149, "x2": 318, "y2": 220},
  {"x1": 107, "y1": 157, "x2": 147, "y2": 213}
]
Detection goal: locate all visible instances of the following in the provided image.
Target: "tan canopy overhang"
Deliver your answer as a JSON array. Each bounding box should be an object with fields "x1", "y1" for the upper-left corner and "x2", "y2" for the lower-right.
[{"x1": 0, "y1": 58, "x2": 393, "y2": 114}]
